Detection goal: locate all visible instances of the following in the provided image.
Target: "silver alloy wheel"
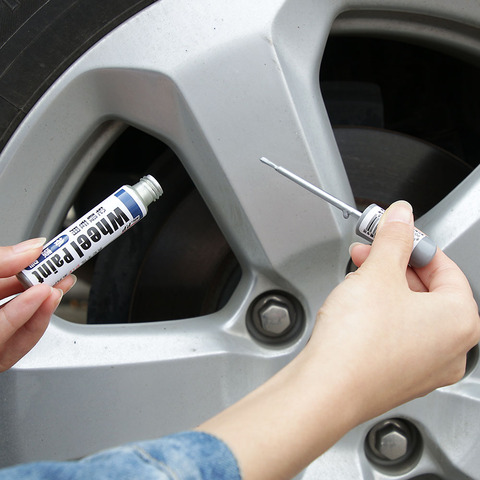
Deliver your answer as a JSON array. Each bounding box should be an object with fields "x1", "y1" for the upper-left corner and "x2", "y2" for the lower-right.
[{"x1": 1, "y1": 1, "x2": 480, "y2": 477}]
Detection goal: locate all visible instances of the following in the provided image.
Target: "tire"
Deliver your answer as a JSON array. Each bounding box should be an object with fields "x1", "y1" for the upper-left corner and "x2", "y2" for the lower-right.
[{"x1": 0, "y1": 0, "x2": 157, "y2": 152}]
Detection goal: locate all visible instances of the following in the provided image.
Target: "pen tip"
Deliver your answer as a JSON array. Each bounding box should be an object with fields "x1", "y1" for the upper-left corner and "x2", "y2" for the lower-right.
[{"x1": 259, "y1": 157, "x2": 278, "y2": 169}]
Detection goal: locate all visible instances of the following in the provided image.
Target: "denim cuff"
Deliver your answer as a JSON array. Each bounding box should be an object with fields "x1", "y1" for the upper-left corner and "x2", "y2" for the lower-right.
[
  {"x1": 0, "y1": 431, "x2": 242, "y2": 480},
  {"x1": 135, "y1": 431, "x2": 242, "y2": 479}
]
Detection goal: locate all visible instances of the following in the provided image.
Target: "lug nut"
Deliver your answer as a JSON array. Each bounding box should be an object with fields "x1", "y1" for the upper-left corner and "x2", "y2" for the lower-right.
[
  {"x1": 259, "y1": 300, "x2": 292, "y2": 335},
  {"x1": 374, "y1": 422, "x2": 409, "y2": 460},
  {"x1": 365, "y1": 418, "x2": 421, "y2": 472},
  {"x1": 247, "y1": 291, "x2": 304, "y2": 344}
]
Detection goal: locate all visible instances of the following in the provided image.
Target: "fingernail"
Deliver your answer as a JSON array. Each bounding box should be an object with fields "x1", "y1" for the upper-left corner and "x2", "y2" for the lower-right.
[
  {"x1": 63, "y1": 275, "x2": 77, "y2": 294},
  {"x1": 383, "y1": 201, "x2": 413, "y2": 225},
  {"x1": 52, "y1": 288, "x2": 64, "y2": 309},
  {"x1": 69, "y1": 274, "x2": 78, "y2": 288},
  {"x1": 348, "y1": 242, "x2": 364, "y2": 257},
  {"x1": 12, "y1": 237, "x2": 46, "y2": 254}
]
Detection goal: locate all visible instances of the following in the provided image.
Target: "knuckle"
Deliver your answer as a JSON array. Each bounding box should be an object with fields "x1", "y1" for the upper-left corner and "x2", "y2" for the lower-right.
[
  {"x1": 451, "y1": 297, "x2": 480, "y2": 346},
  {"x1": 449, "y1": 363, "x2": 467, "y2": 385}
]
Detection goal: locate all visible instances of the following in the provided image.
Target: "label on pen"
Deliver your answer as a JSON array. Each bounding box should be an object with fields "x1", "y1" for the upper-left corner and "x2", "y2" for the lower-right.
[
  {"x1": 356, "y1": 204, "x2": 425, "y2": 247},
  {"x1": 19, "y1": 188, "x2": 146, "y2": 287},
  {"x1": 357, "y1": 205, "x2": 384, "y2": 241}
]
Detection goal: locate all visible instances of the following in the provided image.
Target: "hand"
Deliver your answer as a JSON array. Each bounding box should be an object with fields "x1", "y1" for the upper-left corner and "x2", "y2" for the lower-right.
[
  {"x1": 198, "y1": 201, "x2": 480, "y2": 480},
  {"x1": 315, "y1": 200, "x2": 480, "y2": 420},
  {"x1": 0, "y1": 239, "x2": 76, "y2": 372}
]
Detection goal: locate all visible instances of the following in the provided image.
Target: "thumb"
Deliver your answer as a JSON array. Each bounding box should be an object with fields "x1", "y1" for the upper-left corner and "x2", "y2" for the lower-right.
[{"x1": 362, "y1": 201, "x2": 414, "y2": 274}]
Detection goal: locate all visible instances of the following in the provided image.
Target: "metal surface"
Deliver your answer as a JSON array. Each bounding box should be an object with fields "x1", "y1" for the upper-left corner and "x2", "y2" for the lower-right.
[
  {"x1": 1, "y1": 1, "x2": 480, "y2": 478},
  {"x1": 259, "y1": 301, "x2": 292, "y2": 336},
  {"x1": 375, "y1": 427, "x2": 409, "y2": 461}
]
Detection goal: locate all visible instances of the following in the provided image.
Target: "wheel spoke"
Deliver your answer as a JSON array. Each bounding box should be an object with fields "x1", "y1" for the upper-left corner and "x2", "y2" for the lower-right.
[
  {"x1": 418, "y1": 167, "x2": 480, "y2": 298},
  {"x1": 391, "y1": 384, "x2": 480, "y2": 478},
  {"x1": 91, "y1": 0, "x2": 354, "y2": 289}
]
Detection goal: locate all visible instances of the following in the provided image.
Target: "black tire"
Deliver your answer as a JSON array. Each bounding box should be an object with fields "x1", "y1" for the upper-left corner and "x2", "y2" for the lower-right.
[{"x1": 0, "y1": 0, "x2": 158, "y2": 152}]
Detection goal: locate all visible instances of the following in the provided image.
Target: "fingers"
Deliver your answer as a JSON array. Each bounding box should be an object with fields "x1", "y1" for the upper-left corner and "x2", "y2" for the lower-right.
[
  {"x1": 350, "y1": 242, "x2": 428, "y2": 293},
  {"x1": 0, "y1": 274, "x2": 76, "y2": 306},
  {"x1": 1, "y1": 240, "x2": 77, "y2": 299},
  {"x1": 0, "y1": 276, "x2": 26, "y2": 299},
  {"x1": 0, "y1": 285, "x2": 56, "y2": 338},
  {"x1": 349, "y1": 242, "x2": 370, "y2": 267},
  {"x1": 348, "y1": 201, "x2": 474, "y2": 297},
  {"x1": 414, "y1": 248, "x2": 473, "y2": 294},
  {"x1": 0, "y1": 238, "x2": 46, "y2": 278},
  {"x1": 0, "y1": 240, "x2": 77, "y2": 371},
  {"x1": 55, "y1": 274, "x2": 77, "y2": 294},
  {"x1": 0, "y1": 285, "x2": 62, "y2": 371}
]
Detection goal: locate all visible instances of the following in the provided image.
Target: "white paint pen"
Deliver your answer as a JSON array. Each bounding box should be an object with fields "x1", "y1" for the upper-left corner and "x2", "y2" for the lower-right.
[{"x1": 17, "y1": 175, "x2": 163, "y2": 288}]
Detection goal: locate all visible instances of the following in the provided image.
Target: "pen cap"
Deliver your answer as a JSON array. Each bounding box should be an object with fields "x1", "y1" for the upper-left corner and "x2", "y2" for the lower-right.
[
  {"x1": 409, "y1": 235, "x2": 437, "y2": 268},
  {"x1": 131, "y1": 175, "x2": 163, "y2": 206}
]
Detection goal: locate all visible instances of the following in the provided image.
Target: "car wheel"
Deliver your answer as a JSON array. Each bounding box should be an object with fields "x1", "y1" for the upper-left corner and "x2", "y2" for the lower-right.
[{"x1": 1, "y1": 1, "x2": 480, "y2": 478}]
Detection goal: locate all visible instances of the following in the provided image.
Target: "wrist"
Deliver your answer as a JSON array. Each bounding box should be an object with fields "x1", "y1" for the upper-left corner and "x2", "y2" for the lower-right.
[
  {"x1": 291, "y1": 342, "x2": 366, "y2": 435},
  {"x1": 197, "y1": 344, "x2": 366, "y2": 480}
]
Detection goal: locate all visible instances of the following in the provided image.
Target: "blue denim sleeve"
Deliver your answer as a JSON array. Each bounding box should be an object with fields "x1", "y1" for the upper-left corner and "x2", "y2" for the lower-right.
[{"x1": 0, "y1": 431, "x2": 242, "y2": 480}]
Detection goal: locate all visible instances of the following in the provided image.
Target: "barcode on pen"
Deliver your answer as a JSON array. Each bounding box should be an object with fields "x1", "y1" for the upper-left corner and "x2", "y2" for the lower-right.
[
  {"x1": 361, "y1": 211, "x2": 383, "y2": 240},
  {"x1": 358, "y1": 204, "x2": 427, "y2": 246}
]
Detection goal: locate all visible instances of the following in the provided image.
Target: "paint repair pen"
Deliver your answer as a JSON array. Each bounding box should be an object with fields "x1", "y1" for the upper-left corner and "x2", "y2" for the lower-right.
[
  {"x1": 17, "y1": 175, "x2": 163, "y2": 288},
  {"x1": 260, "y1": 157, "x2": 436, "y2": 268}
]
